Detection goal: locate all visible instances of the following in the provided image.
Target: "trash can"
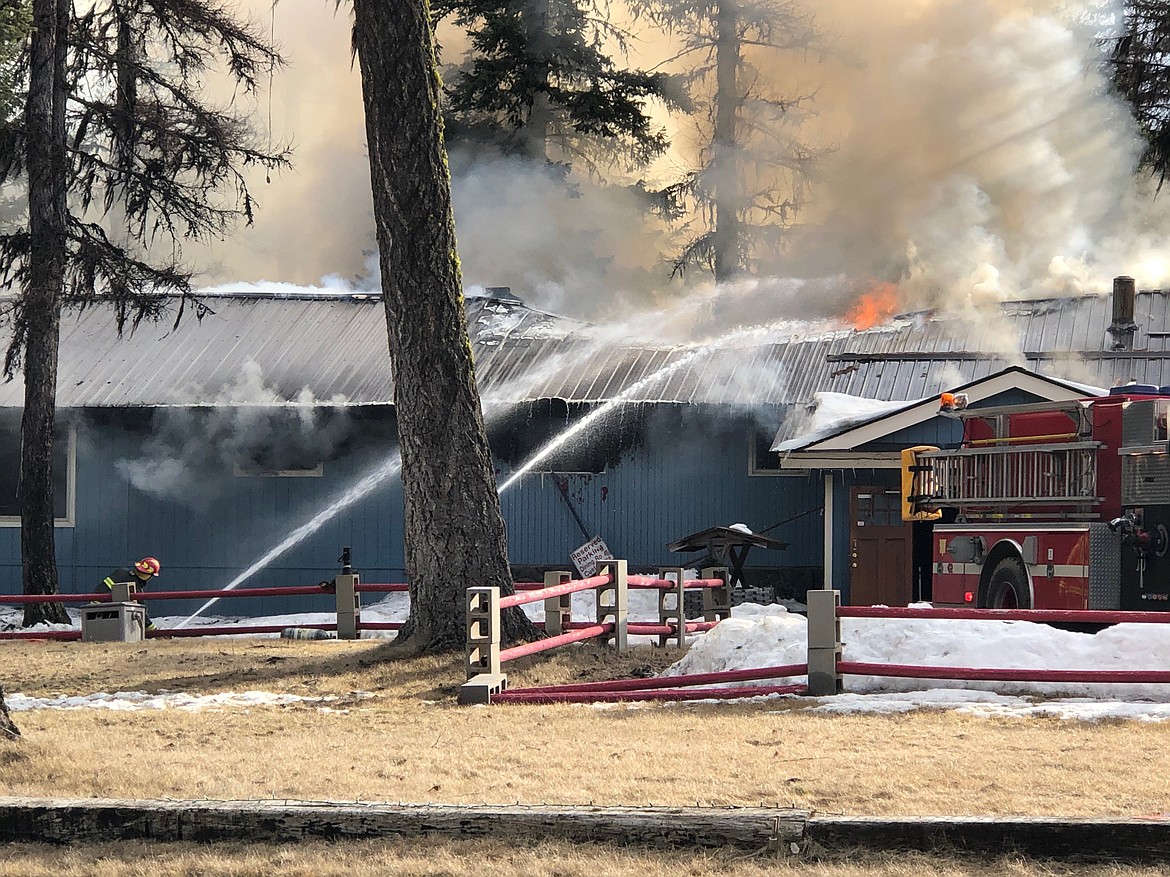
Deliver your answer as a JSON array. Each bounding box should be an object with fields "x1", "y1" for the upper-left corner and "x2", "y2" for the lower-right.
[{"x1": 80, "y1": 602, "x2": 146, "y2": 643}]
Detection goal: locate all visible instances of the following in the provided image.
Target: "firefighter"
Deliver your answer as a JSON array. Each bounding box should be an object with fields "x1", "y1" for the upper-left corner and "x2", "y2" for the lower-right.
[{"x1": 95, "y1": 557, "x2": 161, "y2": 631}]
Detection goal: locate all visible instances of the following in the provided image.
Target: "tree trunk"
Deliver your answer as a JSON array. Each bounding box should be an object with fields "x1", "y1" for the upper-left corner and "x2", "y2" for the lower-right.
[
  {"x1": 0, "y1": 684, "x2": 19, "y2": 740},
  {"x1": 523, "y1": 0, "x2": 554, "y2": 162},
  {"x1": 20, "y1": 0, "x2": 68, "y2": 627},
  {"x1": 350, "y1": 0, "x2": 539, "y2": 650},
  {"x1": 711, "y1": 0, "x2": 742, "y2": 283}
]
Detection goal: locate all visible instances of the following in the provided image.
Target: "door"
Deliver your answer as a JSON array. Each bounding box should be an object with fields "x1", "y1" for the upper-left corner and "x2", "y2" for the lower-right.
[{"x1": 849, "y1": 486, "x2": 913, "y2": 606}]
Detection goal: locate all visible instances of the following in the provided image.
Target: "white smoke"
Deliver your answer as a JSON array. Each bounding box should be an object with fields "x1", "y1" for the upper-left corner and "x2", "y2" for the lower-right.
[
  {"x1": 114, "y1": 360, "x2": 353, "y2": 506},
  {"x1": 178, "y1": 0, "x2": 1170, "y2": 334},
  {"x1": 447, "y1": 153, "x2": 671, "y2": 321},
  {"x1": 773, "y1": 0, "x2": 1161, "y2": 315}
]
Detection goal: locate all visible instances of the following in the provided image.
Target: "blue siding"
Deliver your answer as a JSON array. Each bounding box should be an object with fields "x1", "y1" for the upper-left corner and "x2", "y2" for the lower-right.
[
  {"x1": 879, "y1": 418, "x2": 963, "y2": 448},
  {"x1": 500, "y1": 409, "x2": 822, "y2": 571},
  {"x1": 2, "y1": 420, "x2": 406, "y2": 619},
  {"x1": 2, "y1": 404, "x2": 823, "y2": 618},
  {"x1": 969, "y1": 389, "x2": 1051, "y2": 408}
]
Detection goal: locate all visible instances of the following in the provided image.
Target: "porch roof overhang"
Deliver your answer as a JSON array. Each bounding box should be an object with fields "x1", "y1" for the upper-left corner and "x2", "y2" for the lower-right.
[{"x1": 775, "y1": 366, "x2": 1103, "y2": 471}]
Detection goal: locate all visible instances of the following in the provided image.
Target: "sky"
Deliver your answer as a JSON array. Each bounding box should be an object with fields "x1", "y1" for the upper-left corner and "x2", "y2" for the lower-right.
[{"x1": 6, "y1": 591, "x2": 1170, "y2": 722}]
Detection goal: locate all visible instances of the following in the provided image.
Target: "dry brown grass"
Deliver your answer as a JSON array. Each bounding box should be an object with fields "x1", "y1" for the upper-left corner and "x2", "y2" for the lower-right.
[
  {"x1": 2, "y1": 637, "x2": 1168, "y2": 820},
  {"x1": 0, "y1": 838, "x2": 1163, "y2": 877},
  {"x1": 2, "y1": 838, "x2": 1168, "y2": 877}
]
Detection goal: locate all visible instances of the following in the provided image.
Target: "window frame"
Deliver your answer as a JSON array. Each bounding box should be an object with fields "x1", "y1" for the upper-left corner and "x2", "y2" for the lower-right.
[
  {"x1": 0, "y1": 422, "x2": 77, "y2": 527},
  {"x1": 747, "y1": 432, "x2": 803, "y2": 478}
]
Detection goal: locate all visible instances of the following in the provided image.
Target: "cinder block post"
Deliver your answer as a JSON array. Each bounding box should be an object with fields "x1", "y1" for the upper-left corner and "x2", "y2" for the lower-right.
[
  {"x1": 806, "y1": 589, "x2": 843, "y2": 696},
  {"x1": 595, "y1": 560, "x2": 628, "y2": 652},
  {"x1": 334, "y1": 572, "x2": 361, "y2": 640},
  {"x1": 701, "y1": 566, "x2": 731, "y2": 622},
  {"x1": 543, "y1": 570, "x2": 573, "y2": 636},
  {"x1": 459, "y1": 587, "x2": 508, "y2": 705},
  {"x1": 465, "y1": 587, "x2": 501, "y2": 678},
  {"x1": 657, "y1": 567, "x2": 686, "y2": 648}
]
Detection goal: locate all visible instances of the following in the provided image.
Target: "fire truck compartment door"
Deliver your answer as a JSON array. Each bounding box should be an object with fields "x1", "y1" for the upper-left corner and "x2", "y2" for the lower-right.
[{"x1": 946, "y1": 535, "x2": 985, "y2": 564}]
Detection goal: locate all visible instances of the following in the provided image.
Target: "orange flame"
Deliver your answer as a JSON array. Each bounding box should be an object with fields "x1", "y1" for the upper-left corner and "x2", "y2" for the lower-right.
[{"x1": 845, "y1": 282, "x2": 900, "y2": 330}]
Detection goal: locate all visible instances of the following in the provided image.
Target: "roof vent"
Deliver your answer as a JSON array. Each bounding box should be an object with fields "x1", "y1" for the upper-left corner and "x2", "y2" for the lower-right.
[
  {"x1": 1108, "y1": 275, "x2": 1137, "y2": 351},
  {"x1": 484, "y1": 286, "x2": 521, "y2": 303}
]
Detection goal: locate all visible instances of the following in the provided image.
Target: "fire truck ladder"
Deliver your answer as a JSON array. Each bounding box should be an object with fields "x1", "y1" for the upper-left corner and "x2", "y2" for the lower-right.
[
  {"x1": 907, "y1": 400, "x2": 1103, "y2": 518},
  {"x1": 917, "y1": 442, "x2": 1101, "y2": 517}
]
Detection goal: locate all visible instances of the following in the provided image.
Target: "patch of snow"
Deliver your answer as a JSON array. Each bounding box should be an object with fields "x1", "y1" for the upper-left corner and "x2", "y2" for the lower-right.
[
  {"x1": 665, "y1": 603, "x2": 1170, "y2": 716},
  {"x1": 9, "y1": 589, "x2": 1170, "y2": 722},
  {"x1": 4, "y1": 690, "x2": 359, "y2": 712},
  {"x1": 772, "y1": 392, "x2": 912, "y2": 452}
]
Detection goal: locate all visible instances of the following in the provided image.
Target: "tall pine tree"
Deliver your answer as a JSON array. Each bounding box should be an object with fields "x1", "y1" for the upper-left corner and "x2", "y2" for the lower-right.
[
  {"x1": 0, "y1": 0, "x2": 27, "y2": 732},
  {"x1": 630, "y1": 0, "x2": 828, "y2": 281},
  {"x1": 351, "y1": 0, "x2": 539, "y2": 651},
  {"x1": 436, "y1": 0, "x2": 678, "y2": 176},
  {"x1": 0, "y1": 0, "x2": 288, "y2": 625}
]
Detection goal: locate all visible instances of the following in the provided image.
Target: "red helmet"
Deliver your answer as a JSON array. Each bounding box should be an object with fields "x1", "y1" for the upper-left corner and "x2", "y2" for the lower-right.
[{"x1": 134, "y1": 557, "x2": 161, "y2": 577}]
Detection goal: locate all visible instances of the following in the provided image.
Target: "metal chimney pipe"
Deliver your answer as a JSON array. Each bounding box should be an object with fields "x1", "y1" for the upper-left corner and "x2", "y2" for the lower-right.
[{"x1": 1108, "y1": 275, "x2": 1137, "y2": 351}]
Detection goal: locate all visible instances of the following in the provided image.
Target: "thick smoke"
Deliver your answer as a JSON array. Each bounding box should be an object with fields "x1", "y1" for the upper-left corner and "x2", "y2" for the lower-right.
[
  {"x1": 781, "y1": 0, "x2": 1161, "y2": 316},
  {"x1": 186, "y1": 1, "x2": 376, "y2": 290},
  {"x1": 188, "y1": 0, "x2": 1168, "y2": 332},
  {"x1": 115, "y1": 361, "x2": 354, "y2": 507}
]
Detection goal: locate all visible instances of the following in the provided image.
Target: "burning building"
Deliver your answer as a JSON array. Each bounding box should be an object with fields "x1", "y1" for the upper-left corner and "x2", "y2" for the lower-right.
[{"x1": 0, "y1": 278, "x2": 1166, "y2": 614}]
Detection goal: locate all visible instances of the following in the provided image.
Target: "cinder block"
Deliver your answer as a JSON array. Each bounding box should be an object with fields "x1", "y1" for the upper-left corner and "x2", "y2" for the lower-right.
[
  {"x1": 807, "y1": 646, "x2": 843, "y2": 696},
  {"x1": 466, "y1": 642, "x2": 501, "y2": 676},
  {"x1": 458, "y1": 672, "x2": 508, "y2": 705}
]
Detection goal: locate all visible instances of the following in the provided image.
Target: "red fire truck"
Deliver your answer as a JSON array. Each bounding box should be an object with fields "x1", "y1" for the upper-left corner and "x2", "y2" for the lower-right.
[{"x1": 901, "y1": 390, "x2": 1170, "y2": 611}]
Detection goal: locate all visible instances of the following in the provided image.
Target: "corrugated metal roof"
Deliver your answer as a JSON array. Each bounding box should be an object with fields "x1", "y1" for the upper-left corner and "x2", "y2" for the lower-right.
[{"x1": 2, "y1": 288, "x2": 1169, "y2": 409}]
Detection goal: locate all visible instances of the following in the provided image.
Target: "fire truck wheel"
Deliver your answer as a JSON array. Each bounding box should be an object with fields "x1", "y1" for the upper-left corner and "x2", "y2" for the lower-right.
[{"x1": 985, "y1": 557, "x2": 1032, "y2": 610}]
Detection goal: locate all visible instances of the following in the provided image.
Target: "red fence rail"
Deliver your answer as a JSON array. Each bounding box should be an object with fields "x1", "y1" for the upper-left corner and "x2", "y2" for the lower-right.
[
  {"x1": 805, "y1": 591, "x2": 1170, "y2": 696},
  {"x1": 838, "y1": 606, "x2": 1170, "y2": 625},
  {"x1": 460, "y1": 562, "x2": 736, "y2": 704},
  {"x1": 837, "y1": 661, "x2": 1170, "y2": 684},
  {"x1": 477, "y1": 593, "x2": 1170, "y2": 706},
  {"x1": 0, "y1": 577, "x2": 411, "y2": 641},
  {"x1": 0, "y1": 583, "x2": 409, "y2": 607}
]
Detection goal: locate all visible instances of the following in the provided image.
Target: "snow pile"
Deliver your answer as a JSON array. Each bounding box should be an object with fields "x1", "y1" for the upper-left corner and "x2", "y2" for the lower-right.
[{"x1": 662, "y1": 603, "x2": 1170, "y2": 720}]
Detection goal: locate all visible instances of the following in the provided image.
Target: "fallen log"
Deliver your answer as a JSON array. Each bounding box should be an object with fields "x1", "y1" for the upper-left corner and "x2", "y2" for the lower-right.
[
  {"x1": 3, "y1": 798, "x2": 1170, "y2": 861},
  {"x1": 806, "y1": 815, "x2": 1170, "y2": 861},
  {"x1": 0, "y1": 798, "x2": 806, "y2": 850}
]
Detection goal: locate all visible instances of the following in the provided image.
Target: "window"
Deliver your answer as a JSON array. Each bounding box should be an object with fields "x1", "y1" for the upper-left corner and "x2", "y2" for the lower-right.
[
  {"x1": 230, "y1": 412, "x2": 329, "y2": 477},
  {"x1": 0, "y1": 415, "x2": 76, "y2": 526},
  {"x1": 233, "y1": 448, "x2": 323, "y2": 478},
  {"x1": 233, "y1": 461, "x2": 324, "y2": 478},
  {"x1": 748, "y1": 431, "x2": 801, "y2": 477},
  {"x1": 855, "y1": 489, "x2": 903, "y2": 527},
  {"x1": 490, "y1": 400, "x2": 620, "y2": 476}
]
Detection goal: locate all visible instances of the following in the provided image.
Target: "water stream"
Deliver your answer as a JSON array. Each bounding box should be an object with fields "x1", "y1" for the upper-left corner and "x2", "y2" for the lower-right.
[
  {"x1": 497, "y1": 321, "x2": 786, "y2": 493},
  {"x1": 174, "y1": 455, "x2": 403, "y2": 627},
  {"x1": 177, "y1": 319, "x2": 790, "y2": 625},
  {"x1": 496, "y1": 348, "x2": 706, "y2": 494}
]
